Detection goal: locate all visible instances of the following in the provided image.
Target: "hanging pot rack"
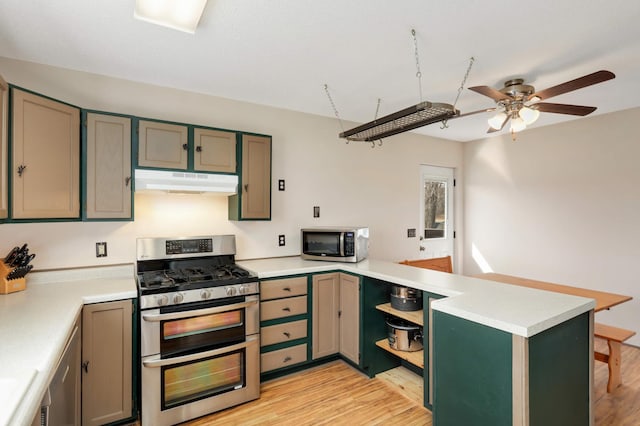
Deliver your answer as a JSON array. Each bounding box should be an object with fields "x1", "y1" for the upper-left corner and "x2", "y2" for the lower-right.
[
  {"x1": 327, "y1": 29, "x2": 473, "y2": 145},
  {"x1": 339, "y1": 101, "x2": 459, "y2": 142}
]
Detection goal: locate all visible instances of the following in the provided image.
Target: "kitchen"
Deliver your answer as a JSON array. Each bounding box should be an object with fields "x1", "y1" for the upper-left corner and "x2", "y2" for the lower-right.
[{"x1": 1, "y1": 1, "x2": 640, "y2": 425}]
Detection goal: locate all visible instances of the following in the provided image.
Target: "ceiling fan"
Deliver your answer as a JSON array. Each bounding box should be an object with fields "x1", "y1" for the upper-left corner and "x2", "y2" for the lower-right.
[{"x1": 464, "y1": 70, "x2": 615, "y2": 136}]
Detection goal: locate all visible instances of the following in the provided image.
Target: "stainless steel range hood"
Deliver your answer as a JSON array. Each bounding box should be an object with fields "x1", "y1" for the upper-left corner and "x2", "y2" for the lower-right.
[{"x1": 134, "y1": 169, "x2": 238, "y2": 194}]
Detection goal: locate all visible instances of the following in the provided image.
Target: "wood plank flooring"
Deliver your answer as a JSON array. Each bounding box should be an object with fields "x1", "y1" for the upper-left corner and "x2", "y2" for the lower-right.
[{"x1": 175, "y1": 340, "x2": 640, "y2": 425}]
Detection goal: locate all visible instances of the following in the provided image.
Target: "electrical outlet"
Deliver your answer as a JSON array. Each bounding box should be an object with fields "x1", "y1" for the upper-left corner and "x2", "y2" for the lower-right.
[
  {"x1": 407, "y1": 228, "x2": 416, "y2": 238},
  {"x1": 278, "y1": 179, "x2": 285, "y2": 191},
  {"x1": 313, "y1": 206, "x2": 320, "y2": 218},
  {"x1": 278, "y1": 235, "x2": 286, "y2": 246},
  {"x1": 96, "y1": 242, "x2": 107, "y2": 257}
]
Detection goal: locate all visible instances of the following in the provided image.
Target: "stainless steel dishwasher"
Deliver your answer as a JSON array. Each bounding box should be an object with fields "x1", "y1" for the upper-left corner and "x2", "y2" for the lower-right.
[{"x1": 35, "y1": 316, "x2": 81, "y2": 426}]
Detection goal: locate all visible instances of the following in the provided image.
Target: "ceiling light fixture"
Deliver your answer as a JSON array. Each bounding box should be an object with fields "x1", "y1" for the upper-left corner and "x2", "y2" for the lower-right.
[{"x1": 134, "y1": 0, "x2": 208, "y2": 34}]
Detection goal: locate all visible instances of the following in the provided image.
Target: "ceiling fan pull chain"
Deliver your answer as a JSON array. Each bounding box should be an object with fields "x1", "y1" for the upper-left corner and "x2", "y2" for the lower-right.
[
  {"x1": 324, "y1": 84, "x2": 347, "y2": 142},
  {"x1": 412, "y1": 29, "x2": 423, "y2": 102}
]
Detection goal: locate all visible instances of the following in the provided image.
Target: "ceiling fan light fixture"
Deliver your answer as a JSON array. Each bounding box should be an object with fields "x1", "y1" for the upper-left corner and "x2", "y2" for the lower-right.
[
  {"x1": 510, "y1": 116, "x2": 526, "y2": 133},
  {"x1": 134, "y1": 0, "x2": 208, "y2": 33},
  {"x1": 488, "y1": 112, "x2": 507, "y2": 130},
  {"x1": 519, "y1": 106, "x2": 540, "y2": 125}
]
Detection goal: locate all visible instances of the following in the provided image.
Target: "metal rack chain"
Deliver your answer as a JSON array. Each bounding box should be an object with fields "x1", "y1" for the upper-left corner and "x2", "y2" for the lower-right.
[
  {"x1": 324, "y1": 84, "x2": 346, "y2": 132},
  {"x1": 412, "y1": 29, "x2": 423, "y2": 102},
  {"x1": 452, "y1": 56, "x2": 475, "y2": 110}
]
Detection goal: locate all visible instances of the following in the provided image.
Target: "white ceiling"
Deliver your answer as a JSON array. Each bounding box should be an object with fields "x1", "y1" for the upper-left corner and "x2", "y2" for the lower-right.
[{"x1": 1, "y1": 0, "x2": 639, "y2": 142}]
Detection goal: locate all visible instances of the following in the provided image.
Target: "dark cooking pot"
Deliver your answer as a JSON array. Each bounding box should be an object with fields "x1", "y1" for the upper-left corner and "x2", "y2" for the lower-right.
[
  {"x1": 386, "y1": 318, "x2": 423, "y2": 352},
  {"x1": 390, "y1": 285, "x2": 423, "y2": 311}
]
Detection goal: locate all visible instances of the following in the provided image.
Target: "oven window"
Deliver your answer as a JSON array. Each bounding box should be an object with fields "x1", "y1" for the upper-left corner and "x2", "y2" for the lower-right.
[
  {"x1": 163, "y1": 311, "x2": 242, "y2": 340},
  {"x1": 161, "y1": 309, "x2": 246, "y2": 356},
  {"x1": 163, "y1": 350, "x2": 244, "y2": 409}
]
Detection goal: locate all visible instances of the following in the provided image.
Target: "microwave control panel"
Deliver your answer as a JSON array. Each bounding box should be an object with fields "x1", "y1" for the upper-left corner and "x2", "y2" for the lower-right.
[{"x1": 344, "y1": 232, "x2": 355, "y2": 256}]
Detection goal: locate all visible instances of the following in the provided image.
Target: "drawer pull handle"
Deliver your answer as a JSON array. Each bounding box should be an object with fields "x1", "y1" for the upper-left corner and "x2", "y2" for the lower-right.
[
  {"x1": 283, "y1": 287, "x2": 291, "y2": 292},
  {"x1": 283, "y1": 332, "x2": 291, "y2": 338},
  {"x1": 283, "y1": 356, "x2": 292, "y2": 363},
  {"x1": 282, "y1": 307, "x2": 291, "y2": 312}
]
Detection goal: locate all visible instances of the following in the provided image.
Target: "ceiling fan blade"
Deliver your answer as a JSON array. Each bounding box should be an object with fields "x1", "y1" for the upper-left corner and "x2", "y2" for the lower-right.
[
  {"x1": 469, "y1": 86, "x2": 511, "y2": 102},
  {"x1": 487, "y1": 115, "x2": 510, "y2": 133},
  {"x1": 535, "y1": 102, "x2": 597, "y2": 116},
  {"x1": 531, "y1": 70, "x2": 615, "y2": 101}
]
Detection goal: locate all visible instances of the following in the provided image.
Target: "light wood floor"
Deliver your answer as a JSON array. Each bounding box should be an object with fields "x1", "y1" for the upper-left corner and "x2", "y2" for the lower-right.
[{"x1": 180, "y1": 340, "x2": 639, "y2": 425}]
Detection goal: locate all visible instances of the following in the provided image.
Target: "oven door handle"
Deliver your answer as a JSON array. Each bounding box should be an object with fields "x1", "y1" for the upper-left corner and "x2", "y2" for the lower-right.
[
  {"x1": 142, "y1": 299, "x2": 258, "y2": 322},
  {"x1": 142, "y1": 335, "x2": 259, "y2": 368}
]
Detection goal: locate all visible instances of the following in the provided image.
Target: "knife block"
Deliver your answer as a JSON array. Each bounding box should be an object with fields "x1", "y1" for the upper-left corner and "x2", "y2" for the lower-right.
[{"x1": 0, "y1": 261, "x2": 27, "y2": 294}]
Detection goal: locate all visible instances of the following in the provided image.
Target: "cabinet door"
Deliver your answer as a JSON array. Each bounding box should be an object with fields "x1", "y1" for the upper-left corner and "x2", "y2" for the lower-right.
[
  {"x1": 11, "y1": 89, "x2": 80, "y2": 219},
  {"x1": 339, "y1": 273, "x2": 360, "y2": 365},
  {"x1": 0, "y1": 75, "x2": 7, "y2": 219},
  {"x1": 85, "y1": 113, "x2": 132, "y2": 219},
  {"x1": 82, "y1": 300, "x2": 133, "y2": 426},
  {"x1": 240, "y1": 134, "x2": 271, "y2": 219},
  {"x1": 312, "y1": 273, "x2": 340, "y2": 359},
  {"x1": 193, "y1": 128, "x2": 236, "y2": 173},
  {"x1": 137, "y1": 120, "x2": 188, "y2": 169}
]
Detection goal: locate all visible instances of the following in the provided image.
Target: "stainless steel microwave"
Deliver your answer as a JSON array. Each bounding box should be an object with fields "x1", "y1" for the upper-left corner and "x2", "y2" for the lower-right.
[{"x1": 301, "y1": 227, "x2": 369, "y2": 263}]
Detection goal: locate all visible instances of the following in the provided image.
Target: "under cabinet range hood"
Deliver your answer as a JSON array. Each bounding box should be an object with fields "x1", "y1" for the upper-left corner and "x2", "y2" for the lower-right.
[{"x1": 134, "y1": 169, "x2": 238, "y2": 194}]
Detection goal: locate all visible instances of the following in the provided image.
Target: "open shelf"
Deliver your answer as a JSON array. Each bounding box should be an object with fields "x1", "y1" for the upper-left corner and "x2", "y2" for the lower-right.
[
  {"x1": 375, "y1": 303, "x2": 423, "y2": 326},
  {"x1": 375, "y1": 338, "x2": 424, "y2": 369}
]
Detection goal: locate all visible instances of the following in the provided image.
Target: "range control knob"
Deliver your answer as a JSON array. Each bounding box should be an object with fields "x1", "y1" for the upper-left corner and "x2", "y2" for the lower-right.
[
  {"x1": 238, "y1": 285, "x2": 247, "y2": 295},
  {"x1": 156, "y1": 294, "x2": 169, "y2": 307},
  {"x1": 200, "y1": 289, "x2": 212, "y2": 300},
  {"x1": 173, "y1": 293, "x2": 184, "y2": 304},
  {"x1": 226, "y1": 286, "x2": 237, "y2": 296}
]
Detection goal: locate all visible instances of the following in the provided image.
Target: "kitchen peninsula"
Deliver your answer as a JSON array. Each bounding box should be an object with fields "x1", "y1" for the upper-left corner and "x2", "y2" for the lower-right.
[
  {"x1": 238, "y1": 256, "x2": 596, "y2": 426},
  {"x1": 0, "y1": 257, "x2": 594, "y2": 426}
]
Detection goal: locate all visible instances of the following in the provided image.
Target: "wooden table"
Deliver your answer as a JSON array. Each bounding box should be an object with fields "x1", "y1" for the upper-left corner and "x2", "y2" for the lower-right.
[
  {"x1": 474, "y1": 272, "x2": 634, "y2": 392},
  {"x1": 474, "y1": 272, "x2": 632, "y2": 312}
]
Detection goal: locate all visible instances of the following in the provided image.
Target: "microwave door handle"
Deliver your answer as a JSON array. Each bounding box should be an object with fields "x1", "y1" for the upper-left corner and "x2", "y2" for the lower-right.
[
  {"x1": 142, "y1": 299, "x2": 258, "y2": 322},
  {"x1": 340, "y1": 233, "x2": 345, "y2": 257},
  {"x1": 142, "y1": 335, "x2": 259, "y2": 368}
]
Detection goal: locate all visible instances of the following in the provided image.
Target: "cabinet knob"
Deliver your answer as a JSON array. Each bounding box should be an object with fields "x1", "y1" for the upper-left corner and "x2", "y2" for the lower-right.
[
  {"x1": 82, "y1": 361, "x2": 89, "y2": 373},
  {"x1": 283, "y1": 332, "x2": 291, "y2": 338},
  {"x1": 17, "y1": 164, "x2": 27, "y2": 177},
  {"x1": 182, "y1": 144, "x2": 189, "y2": 151},
  {"x1": 244, "y1": 184, "x2": 249, "y2": 192},
  {"x1": 125, "y1": 176, "x2": 131, "y2": 187},
  {"x1": 283, "y1": 356, "x2": 292, "y2": 363},
  {"x1": 282, "y1": 307, "x2": 291, "y2": 312},
  {"x1": 196, "y1": 146, "x2": 202, "y2": 152}
]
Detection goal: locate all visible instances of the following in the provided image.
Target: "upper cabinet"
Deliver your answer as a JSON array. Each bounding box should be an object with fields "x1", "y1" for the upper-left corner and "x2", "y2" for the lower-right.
[
  {"x1": 193, "y1": 128, "x2": 236, "y2": 173},
  {"x1": 84, "y1": 112, "x2": 132, "y2": 220},
  {"x1": 11, "y1": 89, "x2": 80, "y2": 219},
  {"x1": 137, "y1": 120, "x2": 237, "y2": 174},
  {"x1": 229, "y1": 133, "x2": 271, "y2": 220},
  {"x1": 137, "y1": 120, "x2": 188, "y2": 170},
  {"x1": 0, "y1": 74, "x2": 7, "y2": 220}
]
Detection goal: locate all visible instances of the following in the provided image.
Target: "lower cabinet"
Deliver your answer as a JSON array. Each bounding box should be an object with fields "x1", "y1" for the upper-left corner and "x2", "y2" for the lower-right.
[
  {"x1": 312, "y1": 272, "x2": 361, "y2": 363},
  {"x1": 260, "y1": 276, "x2": 310, "y2": 375},
  {"x1": 82, "y1": 299, "x2": 134, "y2": 426}
]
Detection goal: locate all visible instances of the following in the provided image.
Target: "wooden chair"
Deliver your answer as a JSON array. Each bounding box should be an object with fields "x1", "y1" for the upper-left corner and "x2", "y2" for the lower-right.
[{"x1": 399, "y1": 256, "x2": 453, "y2": 273}]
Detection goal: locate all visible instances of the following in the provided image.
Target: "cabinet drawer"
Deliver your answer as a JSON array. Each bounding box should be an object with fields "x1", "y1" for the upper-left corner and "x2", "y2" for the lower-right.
[
  {"x1": 261, "y1": 344, "x2": 307, "y2": 373},
  {"x1": 261, "y1": 277, "x2": 307, "y2": 301},
  {"x1": 261, "y1": 296, "x2": 307, "y2": 321},
  {"x1": 261, "y1": 320, "x2": 308, "y2": 347}
]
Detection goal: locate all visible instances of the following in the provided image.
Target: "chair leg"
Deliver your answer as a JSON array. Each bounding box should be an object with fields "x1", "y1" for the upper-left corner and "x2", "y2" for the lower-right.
[{"x1": 606, "y1": 340, "x2": 622, "y2": 393}]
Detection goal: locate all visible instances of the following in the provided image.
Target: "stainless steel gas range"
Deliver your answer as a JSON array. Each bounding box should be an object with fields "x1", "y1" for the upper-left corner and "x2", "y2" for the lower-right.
[{"x1": 136, "y1": 235, "x2": 260, "y2": 426}]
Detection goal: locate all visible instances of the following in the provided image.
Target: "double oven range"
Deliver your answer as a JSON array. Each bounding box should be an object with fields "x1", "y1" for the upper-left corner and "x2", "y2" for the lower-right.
[{"x1": 136, "y1": 235, "x2": 260, "y2": 426}]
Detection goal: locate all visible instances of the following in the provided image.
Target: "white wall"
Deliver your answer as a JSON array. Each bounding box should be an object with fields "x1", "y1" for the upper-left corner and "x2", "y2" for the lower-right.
[
  {"x1": 463, "y1": 108, "x2": 640, "y2": 345},
  {"x1": 0, "y1": 57, "x2": 464, "y2": 271}
]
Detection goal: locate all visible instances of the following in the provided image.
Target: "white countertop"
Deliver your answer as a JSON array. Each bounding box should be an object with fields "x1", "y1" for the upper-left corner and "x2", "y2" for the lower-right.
[
  {"x1": 237, "y1": 257, "x2": 595, "y2": 338},
  {"x1": 0, "y1": 264, "x2": 137, "y2": 426}
]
